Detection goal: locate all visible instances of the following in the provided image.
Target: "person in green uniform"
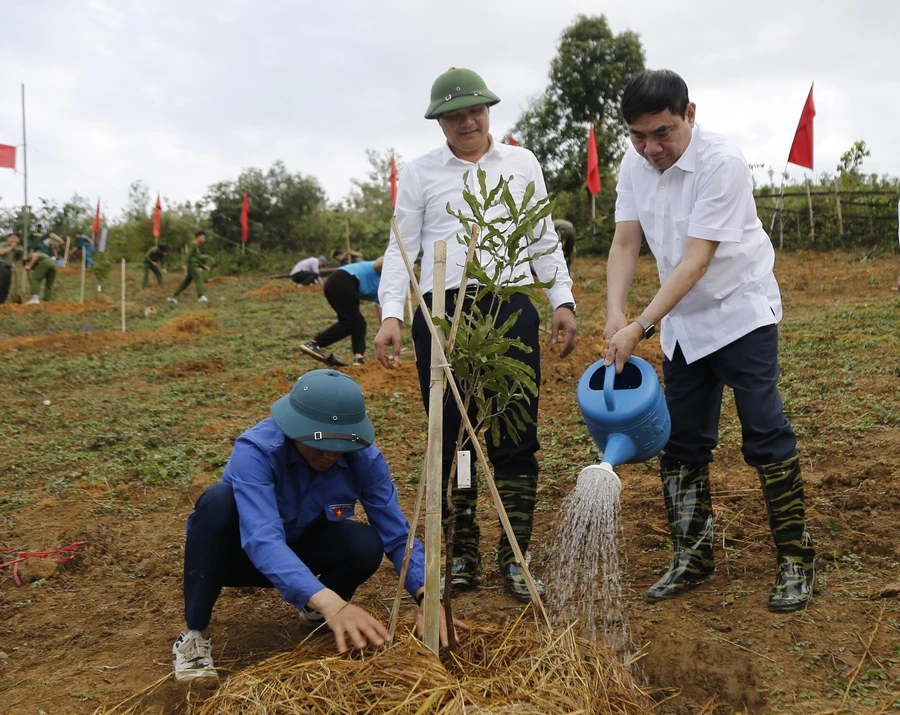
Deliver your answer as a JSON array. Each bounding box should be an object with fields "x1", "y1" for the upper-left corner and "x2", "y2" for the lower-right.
[
  {"x1": 23, "y1": 250, "x2": 58, "y2": 304},
  {"x1": 142, "y1": 244, "x2": 168, "y2": 287},
  {"x1": 0, "y1": 234, "x2": 22, "y2": 304},
  {"x1": 168, "y1": 232, "x2": 211, "y2": 303},
  {"x1": 553, "y1": 219, "x2": 577, "y2": 270}
]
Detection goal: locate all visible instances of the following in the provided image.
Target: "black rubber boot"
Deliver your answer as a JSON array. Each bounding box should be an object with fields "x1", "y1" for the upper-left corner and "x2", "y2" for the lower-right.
[
  {"x1": 646, "y1": 463, "x2": 715, "y2": 601},
  {"x1": 758, "y1": 457, "x2": 815, "y2": 612}
]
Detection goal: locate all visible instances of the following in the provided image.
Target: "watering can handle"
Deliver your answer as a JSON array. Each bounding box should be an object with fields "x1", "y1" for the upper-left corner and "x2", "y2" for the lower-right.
[{"x1": 603, "y1": 363, "x2": 616, "y2": 412}]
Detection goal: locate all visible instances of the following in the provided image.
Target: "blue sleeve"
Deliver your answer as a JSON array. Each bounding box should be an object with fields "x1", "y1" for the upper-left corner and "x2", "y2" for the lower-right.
[
  {"x1": 356, "y1": 451, "x2": 425, "y2": 597},
  {"x1": 225, "y1": 439, "x2": 326, "y2": 609}
]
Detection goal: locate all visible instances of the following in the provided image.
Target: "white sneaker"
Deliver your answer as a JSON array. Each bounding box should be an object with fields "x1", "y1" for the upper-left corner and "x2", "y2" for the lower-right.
[
  {"x1": 166, "y1": 297, "x2": 178, "y2": 303},
  {"x1": 297, "y1": 605, "x2": 325, "y2": 626},
  {"x1": 172, "y1": 630, "x2": 217, "y2": 681},
  {"x1": 25, "y1": 295, "x2": 40, "y2": 305},
  {"x1": 198, "y1": 295, "x2": 208, "y2": 303}
]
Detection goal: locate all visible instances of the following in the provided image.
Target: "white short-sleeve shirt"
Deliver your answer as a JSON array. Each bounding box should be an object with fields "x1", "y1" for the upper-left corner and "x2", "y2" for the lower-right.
[
  {"x1": 379, "y1": 137, "x2": 574, "y2": 322},
  {"x1": 290, "y1": 257, "x2": 320, "y2": 276},
  {"x1": 615, "y1": 124, "x2": 782, "y2": 364}
]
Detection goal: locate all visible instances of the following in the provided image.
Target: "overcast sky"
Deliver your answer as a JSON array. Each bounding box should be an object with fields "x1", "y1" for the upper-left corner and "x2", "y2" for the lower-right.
[{"x1": 1, "y1": 0, "x2": 898, "y2": 219}]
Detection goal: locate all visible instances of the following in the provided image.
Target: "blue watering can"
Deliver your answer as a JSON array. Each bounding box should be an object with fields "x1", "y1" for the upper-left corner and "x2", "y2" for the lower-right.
[{"x1": 574, "y1": 356, "x2": 671, "y2": 490}]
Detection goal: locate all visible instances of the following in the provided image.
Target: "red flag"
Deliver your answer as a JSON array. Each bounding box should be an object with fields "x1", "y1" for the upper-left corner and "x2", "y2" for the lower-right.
[
  {"x1": 389, "y1": 156, "x2": 398, "y2": 209},
  {"x1": 92, "y1": 199, "x2": 101, "y2": 238},
  {"x1": 586, "y1": 125, "x2": 601, "y2": 195},
  {"x1": 787, "y1": 84, "x2": 815, "y2": 170},
  {"x1": 240, "y1": 192, "x2": 250, "y2": 242},
  {"x1": 152, "y1": 194, "x2": 162, "y2": 238},
  {"x1": 508, "y1": 136, "x2": 518, "y2": 146},
  {"x1": 0, "y1": 144, "x2": 15, "y2": 170}
]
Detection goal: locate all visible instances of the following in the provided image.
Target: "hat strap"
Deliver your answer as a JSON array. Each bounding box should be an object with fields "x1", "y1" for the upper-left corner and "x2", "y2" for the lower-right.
[{"x1": 294, "y1": 432, "x2": 371, "y2": 448}]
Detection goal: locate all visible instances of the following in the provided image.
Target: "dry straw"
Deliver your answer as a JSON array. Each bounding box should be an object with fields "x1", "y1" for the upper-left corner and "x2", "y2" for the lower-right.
[{"x1": 190, "y1": 610, "x2": 656, "y2": 715}]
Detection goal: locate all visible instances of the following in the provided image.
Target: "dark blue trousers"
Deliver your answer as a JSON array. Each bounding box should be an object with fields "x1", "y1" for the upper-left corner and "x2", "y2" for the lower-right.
[
  {"x1": 411, "y1": 290, "x2": 541, "y2": 482},
  {"x1": 183, "y1": 483, "x2": 383, "y2": 631},
  {"x1": 661, "y1": 324, "x2": 797, "y2": 469}
]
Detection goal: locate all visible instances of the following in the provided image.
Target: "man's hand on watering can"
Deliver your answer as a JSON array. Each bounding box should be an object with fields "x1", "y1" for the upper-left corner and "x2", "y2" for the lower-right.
[
  {"x1": 604, "y1": 323, "x2": 644, "y2": 373},
  {"x1": 602, "y1": 314, "x2": 630, "y2": 356},
  {"x1": 551, "y1": 307, "x2": 577, "y2": 358}
]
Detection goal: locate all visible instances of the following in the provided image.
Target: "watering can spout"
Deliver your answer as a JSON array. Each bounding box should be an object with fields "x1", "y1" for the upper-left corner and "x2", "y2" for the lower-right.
[{"x1": 576, "y1": 464, "x2": 621, "y2": 492}]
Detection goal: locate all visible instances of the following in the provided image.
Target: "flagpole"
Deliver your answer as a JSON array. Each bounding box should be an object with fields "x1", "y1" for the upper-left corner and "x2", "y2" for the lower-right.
[{"x1": 21, "y1": 84, "x2": 30, "y2": 264}]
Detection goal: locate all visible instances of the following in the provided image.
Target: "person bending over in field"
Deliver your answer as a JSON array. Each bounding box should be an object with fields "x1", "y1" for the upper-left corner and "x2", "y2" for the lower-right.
[{"x1": 172, "y1": 369, "x2": 466, "y2": 681}]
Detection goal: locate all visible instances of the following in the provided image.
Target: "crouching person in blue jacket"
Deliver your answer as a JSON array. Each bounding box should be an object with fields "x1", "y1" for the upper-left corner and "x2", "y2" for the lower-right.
[{"x1": 172, "y1": 369, "x2": 466, "y2": 681}]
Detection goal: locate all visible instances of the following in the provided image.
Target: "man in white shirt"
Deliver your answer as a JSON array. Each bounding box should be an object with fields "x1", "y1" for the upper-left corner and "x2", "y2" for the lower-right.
[
  {"x1": 374, "y1": 67, "x2": 577, "y2": 601},
  {"x1": 604, "y1": 69, "x2": 814, "y2": 612},
  {"x1": 291, "y1": 255, "x2": 326, "y2": 286}
]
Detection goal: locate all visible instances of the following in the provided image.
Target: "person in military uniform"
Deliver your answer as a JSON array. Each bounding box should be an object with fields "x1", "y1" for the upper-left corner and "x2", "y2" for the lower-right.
[
  {"x1": 0, "y1": 234, "x2": 22, "y2": 304},
  {"x1": 603, "y1": 69, "x2": 814, "y2": 612},
  {"x1": 23, "y1": 250, "x2": 58, "y2": 304},
  {"x1": 374, "y1": 67, "x2": 577, "y2": 601},
  {"x1": 168, "y1": 232, "x2": 211, "y2": 303},
  {"x1": 142, "y1": 244, "x2": 168, "y2": 287},
  {"x1": 553, "y1": 219, "x2": 577, "y2": 270}
]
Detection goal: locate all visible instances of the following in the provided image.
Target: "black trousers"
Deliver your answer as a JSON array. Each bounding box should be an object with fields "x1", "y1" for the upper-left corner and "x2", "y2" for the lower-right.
[
  {"x1": 661, "y1": 324, "x2": 797, "y2": 469},
  {"x1": 182, "y1": 483, "x2": 384, "y2": 631},
  {"x1": 315, "y1": 270, "x2": 367, "y2": 355},
  {"x1": 291, "y1": 270, "x2": 320, "y2": 286},
  {"x1": 411, "y1": 290, "x2": 541, "y2": 483},
  {"x1": 0, "y1": 264, "x2": 11, "y2": 304}
]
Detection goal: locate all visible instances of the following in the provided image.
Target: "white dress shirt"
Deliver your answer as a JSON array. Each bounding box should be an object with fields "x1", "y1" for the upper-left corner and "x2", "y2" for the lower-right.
[
  {"x1": 379, "y1": 137, "x2": 574, "y2": 322},
  {"x1": 615, "y1": 124, "x2": 782, "y2": 364},
  {"x1": 290, "y1": 257, "x2": 320, "y2": 276}
]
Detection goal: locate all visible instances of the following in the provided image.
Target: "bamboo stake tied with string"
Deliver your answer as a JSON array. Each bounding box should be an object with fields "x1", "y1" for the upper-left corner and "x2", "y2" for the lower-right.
[
  {"x1": 389, "y1": 217, "x2": 550, "y2": 629},
  {"x1": 120, "y1": 259, "x2": 126, "y2": 332}
]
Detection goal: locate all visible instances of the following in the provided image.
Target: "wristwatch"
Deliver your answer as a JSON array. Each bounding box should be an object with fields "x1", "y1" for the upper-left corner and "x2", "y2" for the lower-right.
[
  {"x1": 557, "y1": 302, "x2": 577, "y2": 316},
  {"x1": 634, "y1": 315, "x2": 656, "y2": 340}
]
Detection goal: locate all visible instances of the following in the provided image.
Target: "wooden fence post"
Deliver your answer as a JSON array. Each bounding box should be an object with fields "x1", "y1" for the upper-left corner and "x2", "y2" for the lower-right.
[
  {"x1": 806, "y1": 178, "x2": 815, "y2": 241},
  {"x1": 834, "y1": 177, "x2": 844, "y2": 237}
]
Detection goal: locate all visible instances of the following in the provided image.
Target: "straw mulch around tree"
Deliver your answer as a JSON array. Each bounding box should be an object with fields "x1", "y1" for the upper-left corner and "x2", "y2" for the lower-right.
[{"x1": 195, "y1": 611, "x2": 658, "y2": 715}]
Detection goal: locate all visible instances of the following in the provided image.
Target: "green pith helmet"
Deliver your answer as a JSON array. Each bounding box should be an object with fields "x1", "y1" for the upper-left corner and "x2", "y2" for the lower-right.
[
  {"x1": 425, "y1": 67, "x2": 501, "y2": 119},
  {"x1": 271, "y1": 369, "x2": 375, "y2": 452}
]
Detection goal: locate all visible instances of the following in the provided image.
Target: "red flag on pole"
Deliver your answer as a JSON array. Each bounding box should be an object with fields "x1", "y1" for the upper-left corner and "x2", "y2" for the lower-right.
[
  {"x1": 240, "y1": 192, "x2": 250, "y2": 242},
  {"x1": 508, "y1": 136, "x2": 518, "y2": 146},
  {"x1": 586, "y1": 125, "x2": 601, "y2": 195},
  {"x1": 787, "y1": 84, "x2": 815, "y2": 170},
  {"x1": 0, "y1": 144, "x2": 15, "y2": 170},
  {"x1": 389, "y1": 156, "x2": 398, "y2": 209},
  {"x1": 152, "y1": 194, "x2": 162, "y2": 238},
  {"x1": 92, "y1": 199, "x2": 101, "y2": 238}
]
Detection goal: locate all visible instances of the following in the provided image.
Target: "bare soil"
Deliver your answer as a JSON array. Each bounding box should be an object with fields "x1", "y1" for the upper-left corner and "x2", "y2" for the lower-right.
[{"x1": 1, "y1": 253, "x2": 898, "y2": 714}]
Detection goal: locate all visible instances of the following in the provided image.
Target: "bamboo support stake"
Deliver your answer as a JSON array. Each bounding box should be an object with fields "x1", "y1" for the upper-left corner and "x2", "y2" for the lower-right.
[
  {"x1": 390, "y1": 218, "x2": 551, "y2": 630},
  {"x1": 423, "y1": 241, "x2": 446, "y2": 654},
  {"x1": 806, "y1": 177, "x2": 815, "y2": 240},
  {"x1": 79, "y1": 250, "x2": 86, "y2": 304},
  {"x1": 387, "y1": 461, "x2": 428, "y2": 642},
  {"x1": 63, "y1": 236, "x2": 71, "y2": 267},
  {"x1": 345, "y1": 216, "x2": 351, "y2": 255},
  {"x1": 120, "y1": 259, "x2": 126, "y2": 332},
  {"x1": 834, "y1": 177, "x2": 844, "y2": 236},
  {"x1": 406, "y1": 284, "x2": 414, "y2": 325},
  {"x1": 447, "y1": 225, "x2": 479, "y2": 353}
]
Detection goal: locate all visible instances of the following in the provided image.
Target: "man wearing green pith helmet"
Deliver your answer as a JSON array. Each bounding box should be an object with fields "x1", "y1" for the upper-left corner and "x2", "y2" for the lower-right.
[{"x1": 374, "y1": 67, "x2": 578, "y2": 602}]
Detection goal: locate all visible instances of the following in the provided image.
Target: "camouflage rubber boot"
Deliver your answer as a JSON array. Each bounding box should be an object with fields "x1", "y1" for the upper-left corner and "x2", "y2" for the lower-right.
[
  {"x1": 496, "y1": 474, "x2": 544, "y2": 601},
  {"x1": 758, "y1": 457, "x2": 815, "y2": 612},
  {"x1": 442, "y1": 485, "x2": 480, "y2": 589},
  {"x1": 647, "y1": 463, "x2": 716, "y2": 601}
]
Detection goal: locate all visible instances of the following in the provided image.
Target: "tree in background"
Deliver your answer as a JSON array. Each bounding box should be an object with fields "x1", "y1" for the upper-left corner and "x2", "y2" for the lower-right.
[
  {"x1": 510, "y1": 14, "x2": 645, "y2": 255},
  {"x1": 206, "y1": 161, "x2": 327, "y2": 255},
  {"x1": 342, "y1": 148, "x2": 399, "y2": 257}
]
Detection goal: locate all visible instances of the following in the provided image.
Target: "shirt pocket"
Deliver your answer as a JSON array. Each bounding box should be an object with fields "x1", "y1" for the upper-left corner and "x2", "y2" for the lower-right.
[{"x1": 325, "y1": 502, "x2": 356, "y2": 521}]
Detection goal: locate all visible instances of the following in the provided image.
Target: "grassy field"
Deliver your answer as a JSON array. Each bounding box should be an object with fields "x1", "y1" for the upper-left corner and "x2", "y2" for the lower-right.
[{"x1": 0, "y1": 252, "x2": 898, "y2": 714}]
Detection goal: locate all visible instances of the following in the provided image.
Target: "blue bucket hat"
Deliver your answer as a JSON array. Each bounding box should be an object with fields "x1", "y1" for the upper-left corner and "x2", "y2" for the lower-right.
[
  {"x1": 317, "y1": 255, "x2": 327, "y2": 264},
  {"x1": 271, "y1": 369, "x2": 374, "y2": 452}
]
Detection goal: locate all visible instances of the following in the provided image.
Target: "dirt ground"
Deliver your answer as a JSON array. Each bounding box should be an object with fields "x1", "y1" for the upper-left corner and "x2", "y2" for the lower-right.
[{"x1": 1, "y1": 253, "x2": 898, "y2": 714}]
